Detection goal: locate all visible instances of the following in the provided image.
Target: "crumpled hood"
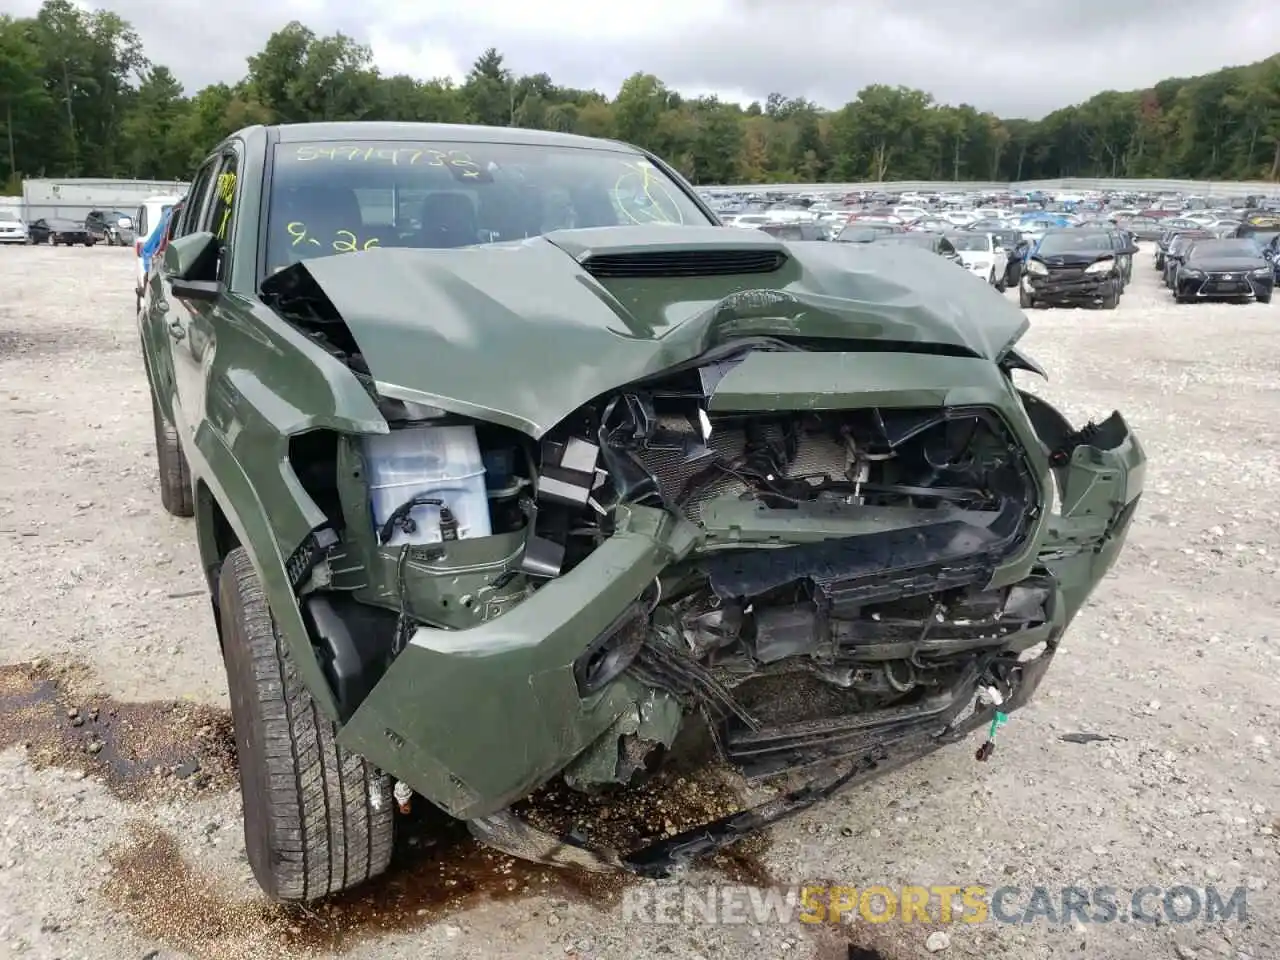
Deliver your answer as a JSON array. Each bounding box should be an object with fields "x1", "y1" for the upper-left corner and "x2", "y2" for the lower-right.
[{"x1": 269, "y1": 226, "x2": 1030, "y2": 437}]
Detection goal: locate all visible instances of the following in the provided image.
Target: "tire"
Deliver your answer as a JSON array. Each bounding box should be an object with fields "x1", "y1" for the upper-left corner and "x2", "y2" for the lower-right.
[
  {"x1": 1155, "y1": 255, "x2": 1164, "y2": 270},
  {"x1": 1101, "y1": 288, "x2": 1119, "y2": 310},
  {"x1": 1258, "y1": 294, "x2": 1272, "y2": 304},
  {"x1": 150, "y1": 393, "x2": 194, "y2": 517},
  {"x1": 218, "y1": 546, "x2": 394, "y2": 902},
  {"x1": 1018, "y1": 286, "x2": 1034, "y2": 309}
]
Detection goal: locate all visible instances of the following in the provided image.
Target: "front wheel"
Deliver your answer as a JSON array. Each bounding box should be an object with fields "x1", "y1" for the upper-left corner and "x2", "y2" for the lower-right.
[
  {"x1": 1101, "y1": 287, "x2": 1119, "y2": 310},
  {"x1": 1258, "y1": 293, "x2": 1272, "y2": 304},
  {"x1": 218, "y1": 547, "x2": 395, "y2": 901},
  {"x1": 1018, "y1": 286, "x2": 1034, "y2": 309}
]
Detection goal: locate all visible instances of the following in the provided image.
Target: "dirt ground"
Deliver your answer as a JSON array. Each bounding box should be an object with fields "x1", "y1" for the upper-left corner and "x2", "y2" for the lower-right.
[{"x1": 1, "y1": 242, "x2": 1278, "y2": 960}]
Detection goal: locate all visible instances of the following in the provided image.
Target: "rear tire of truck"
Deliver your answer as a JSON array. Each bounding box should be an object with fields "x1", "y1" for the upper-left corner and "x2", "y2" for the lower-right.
[
  {"x1": 218, "y1": 546, "x2": 395, "y2": 902},
  {"x1": 151, "y1": 394, "x2": 194, "y2": 518}
]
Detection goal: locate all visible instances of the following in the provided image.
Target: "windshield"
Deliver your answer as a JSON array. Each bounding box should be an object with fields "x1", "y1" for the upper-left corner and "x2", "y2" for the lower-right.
[
  {"x1": 265, "y1": 140, "x2": 709, "y2": 273},
  {"x1": 876, "y1": 233, "x2": 936, "y2": 248},
  {"x1": 836, "y1": 227, "x2": 887, "y2": 243},
  {"x1": 948, "y1": 234, "x2": 990, "y2": 252},
  {"x1": 1240, "y1": 228, "x2": 1279, "y2": 244},
  {"x1": 1190, "y1": 240, "x2": 1263, "y2": 259},
  {"x1": 1035, "y1": 232, "x2": 1110, "y2": 255}
]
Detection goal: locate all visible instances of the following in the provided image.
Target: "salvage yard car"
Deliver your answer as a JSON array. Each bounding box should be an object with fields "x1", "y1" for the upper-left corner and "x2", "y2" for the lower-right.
[
  {"x1": 946, "y1": 232, "x2": 1009, "y2": 289},
  {"x1": 0, "y1": 210, "x2": 27, "y2": 244},
  {"x1": 1171, "y1": 238, "x2": 1274, "y2": 304},
  {"x1": 1019, "y1": 229, "x2": 1134, "y2": 309},
  {"x1": 28, "y1": 217, "x2": 94, "y2": 246},
  {"x1": 140, "y1": 121, "x2": 1145, "y2": 902}
]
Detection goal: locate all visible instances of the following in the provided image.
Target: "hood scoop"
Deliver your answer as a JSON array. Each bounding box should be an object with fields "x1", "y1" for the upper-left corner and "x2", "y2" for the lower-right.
[{"x1": 581, "y1": 248, "x2": 788, "y2": 279}]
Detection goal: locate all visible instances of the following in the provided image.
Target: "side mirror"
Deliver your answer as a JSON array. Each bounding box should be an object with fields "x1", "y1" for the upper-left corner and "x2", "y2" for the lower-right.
[{"x1": 163, "y1": 231, "x2": 222, "y2": 302}]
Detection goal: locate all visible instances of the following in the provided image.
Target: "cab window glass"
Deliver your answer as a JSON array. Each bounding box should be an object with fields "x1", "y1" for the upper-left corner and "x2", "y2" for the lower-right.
[
  {"x1": 264, "y1": 140, "x2": 710, "y2": 274},
  {"x1": 179, "y1": 159, "x2": 219, "y2": 238},
  {"x1": 208, "y1": 153, "x2": 239, "y2": 245}
]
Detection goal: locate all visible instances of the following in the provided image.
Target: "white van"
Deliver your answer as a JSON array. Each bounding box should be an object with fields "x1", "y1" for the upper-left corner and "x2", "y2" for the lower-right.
[{"x1": 133, "y1": 194, "x2": 181, "y2": 306}]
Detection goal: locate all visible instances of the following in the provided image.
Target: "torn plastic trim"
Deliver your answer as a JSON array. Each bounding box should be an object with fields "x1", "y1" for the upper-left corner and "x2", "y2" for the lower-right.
[
  {"x1": 999, "y1": 347, "x2": 1047, "y2": 380},
  {"x1": 468, "y1": 640, "x2": 1059, "y2": 879}
]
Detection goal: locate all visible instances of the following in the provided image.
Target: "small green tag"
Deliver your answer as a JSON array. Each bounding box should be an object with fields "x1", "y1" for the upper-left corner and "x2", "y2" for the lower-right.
[{"x1": 987, "y1": 711, "x2": 1009, "y2": 740}]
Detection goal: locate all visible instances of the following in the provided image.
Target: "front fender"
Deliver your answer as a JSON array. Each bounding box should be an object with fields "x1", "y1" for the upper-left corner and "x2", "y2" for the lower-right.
[{"x1": 189, "y1": 298, "x2": 389, "y2": 722}]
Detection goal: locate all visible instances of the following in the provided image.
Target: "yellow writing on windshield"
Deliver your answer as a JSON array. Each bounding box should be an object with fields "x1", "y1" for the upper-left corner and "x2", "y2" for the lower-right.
[
  {"x1": 286, "y1": 221, "x2": 380, "y2": 253},
  {"x1": 294, "y1": 144, "x2": 484, "y2": 175},
  {"x1": 613, "y1": 159, "x2": 685, "y2": 226}
]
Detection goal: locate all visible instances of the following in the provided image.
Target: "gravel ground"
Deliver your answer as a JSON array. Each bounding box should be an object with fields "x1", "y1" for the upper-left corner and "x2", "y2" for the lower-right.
[{"x1": 1, "y1": 243, "x2": 1278, "y2": 960}]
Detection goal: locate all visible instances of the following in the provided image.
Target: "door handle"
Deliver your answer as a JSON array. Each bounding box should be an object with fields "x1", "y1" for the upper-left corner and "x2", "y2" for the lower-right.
[{"x1": 168, "y1": 319, "x2": 185, "y2": 341}]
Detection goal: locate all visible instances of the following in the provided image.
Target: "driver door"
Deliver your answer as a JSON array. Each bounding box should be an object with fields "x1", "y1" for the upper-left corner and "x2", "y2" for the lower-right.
[
  {"x1": 163, "y1": 147, "x2": 241, "y2": 449},
  {"x1": 145, "y1": 154, "x2": 220, "y2": 446}
]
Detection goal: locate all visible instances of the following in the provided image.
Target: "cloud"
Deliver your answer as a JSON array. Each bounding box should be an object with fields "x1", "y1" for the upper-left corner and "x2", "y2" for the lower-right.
[{"x1": 11, "y1": 0, "x2": 1280, "y2": 118}]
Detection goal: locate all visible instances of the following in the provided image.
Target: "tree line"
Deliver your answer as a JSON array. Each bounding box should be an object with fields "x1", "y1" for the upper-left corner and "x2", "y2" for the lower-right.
[{"x1": 1, "y1": 0, "x2": 1279, "y2": 191}]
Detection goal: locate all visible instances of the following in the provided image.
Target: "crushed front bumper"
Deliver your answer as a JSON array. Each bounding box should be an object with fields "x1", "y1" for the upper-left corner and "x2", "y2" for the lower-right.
[
  {"x1": 335, "y1": 399, "x2": 1144, "y2": 871},
  {"x1": 1023, "y1": 272, "x2": 1115, "y2": 304}
]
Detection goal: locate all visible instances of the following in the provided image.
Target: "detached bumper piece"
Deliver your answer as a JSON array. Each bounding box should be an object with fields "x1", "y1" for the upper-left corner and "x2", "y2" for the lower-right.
[{"x1": 470, "y1": 640, "x2": 1059, "y2": 879}]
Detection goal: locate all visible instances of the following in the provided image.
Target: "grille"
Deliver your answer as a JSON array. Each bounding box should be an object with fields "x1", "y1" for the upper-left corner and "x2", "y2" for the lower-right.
[
  {"x1": 1045, "y1": 266, "x2": 1086, "y2": 280},
  {"x1": 634, "y1": 416, "x2": 847, "y2": 522},
  {"x1": 581, "y1": 249, "x2": 787, "y2": 279}
]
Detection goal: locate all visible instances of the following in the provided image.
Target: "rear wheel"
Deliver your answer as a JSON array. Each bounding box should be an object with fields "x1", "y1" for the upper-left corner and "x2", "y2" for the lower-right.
[
  {"x1": 218, "y1": 546, "x2": 394, "y2": 901},
  {"x1": 150, "y1": 393, "x2": 194, "y2": 517}
]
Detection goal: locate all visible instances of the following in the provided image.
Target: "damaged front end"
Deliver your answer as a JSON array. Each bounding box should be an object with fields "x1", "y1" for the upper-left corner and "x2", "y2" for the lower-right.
[{"x1": 260, "y1": 237, "x2": 1144, "y2": 877}]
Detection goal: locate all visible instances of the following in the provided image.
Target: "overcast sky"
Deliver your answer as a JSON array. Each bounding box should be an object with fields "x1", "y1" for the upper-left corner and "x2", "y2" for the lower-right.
[{"x1": 12, "y1": 0, "x2": 1279, "y2": 119}]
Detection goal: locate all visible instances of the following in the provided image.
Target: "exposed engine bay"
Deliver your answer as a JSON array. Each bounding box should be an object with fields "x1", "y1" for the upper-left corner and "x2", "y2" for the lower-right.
[{"x1": 288, "y1": 337, "x2": 1047, "y2": 794}]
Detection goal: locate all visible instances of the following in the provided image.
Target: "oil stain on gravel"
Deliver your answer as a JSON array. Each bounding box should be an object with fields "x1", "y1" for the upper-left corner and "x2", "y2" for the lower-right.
[
  {"x1": 0, "y1": 660, "x2": 237, "y2": 799},
  {"x1": 102, "y1": 767, "x2": 775, "y2": 958},
  {"x1": 3, "y1": 658, "x2": 777, "y2": 956}
]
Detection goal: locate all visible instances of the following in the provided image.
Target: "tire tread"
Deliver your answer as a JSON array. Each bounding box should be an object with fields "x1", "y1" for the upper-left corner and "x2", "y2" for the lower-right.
[{"x1": 220, "y1": 547, "x2": 393, "y2": 901}]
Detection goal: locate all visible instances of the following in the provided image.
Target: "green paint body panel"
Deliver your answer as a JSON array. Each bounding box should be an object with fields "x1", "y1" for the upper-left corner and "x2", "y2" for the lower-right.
[
  {"x1": 137, "y1": 120, "x2": 1146, "y2": 820},
  {"x1": 294, "y1": 227, "x2": 1030, "y2": 438}
]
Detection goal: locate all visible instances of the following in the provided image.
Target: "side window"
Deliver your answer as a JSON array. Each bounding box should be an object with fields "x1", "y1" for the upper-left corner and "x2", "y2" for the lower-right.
[
  {"x1": 178, "y1": 158, "x2": 220, "y2": 238},
  {"x1": 205, "y1": 152, "x2": 240, "y2": 280},
  {"x1": 939, "y1": 238, "x2": 956, "y2": 256},
  {"x1": 208, "y1": 152, "x2": 239, "y2": 245},
  {"x1": 135, "y1": 206, "x2": 147, "y2": 240}
]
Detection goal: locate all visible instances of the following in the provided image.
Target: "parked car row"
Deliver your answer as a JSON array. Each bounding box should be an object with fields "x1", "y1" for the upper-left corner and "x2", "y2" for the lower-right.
[{"x1": 0, "y1": 208, "x2": 137, "y2": 246}]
